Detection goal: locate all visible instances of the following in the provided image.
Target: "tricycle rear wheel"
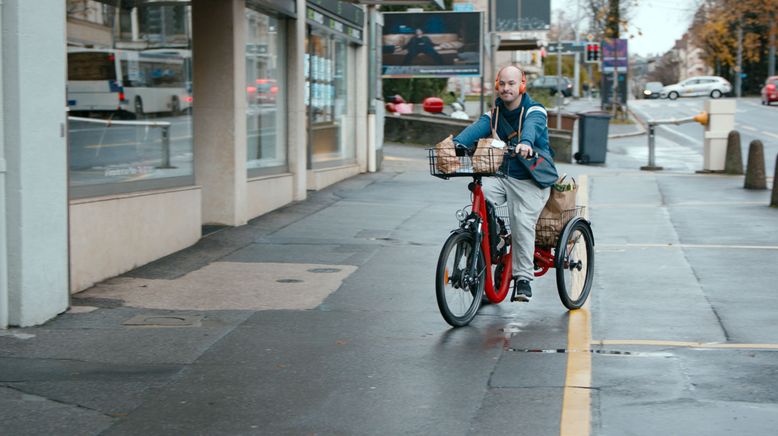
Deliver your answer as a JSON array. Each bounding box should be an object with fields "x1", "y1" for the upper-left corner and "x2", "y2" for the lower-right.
[{"x1": 555, "y1": 219, "x2": 594, "y2": 309}]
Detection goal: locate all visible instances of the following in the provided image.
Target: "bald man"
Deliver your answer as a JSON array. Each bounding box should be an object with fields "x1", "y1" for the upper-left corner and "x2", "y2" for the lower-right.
[{"x1": 453, "y1": 65, "x2": 558, "y2": 302}]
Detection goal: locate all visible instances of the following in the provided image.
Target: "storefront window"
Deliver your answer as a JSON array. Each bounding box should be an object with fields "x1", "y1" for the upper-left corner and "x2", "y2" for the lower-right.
[
  {"x1": 307, "y1": 28, "x2": 355, "y2": 167},
  {"x1": 66, "y1": 1, "x2": 194, "y2": 198},
  {"x1": 245, "y1": 9, "x2": 287, "y2": 173}
]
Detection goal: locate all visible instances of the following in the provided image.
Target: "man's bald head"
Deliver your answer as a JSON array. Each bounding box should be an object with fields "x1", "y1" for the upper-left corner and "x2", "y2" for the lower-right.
[
  {"x1": 498, "y1": 65, "x2": 523, "y2": 82},
  {"x1": 496, "y1": 64, "x2": 526, "y2": 109}
]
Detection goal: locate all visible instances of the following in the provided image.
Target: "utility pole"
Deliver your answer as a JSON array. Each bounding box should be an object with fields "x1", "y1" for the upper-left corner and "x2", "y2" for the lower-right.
[
  {"x1": 769, "y1": 18, "x2": 776, "y2": 77},
  {"x1": 606, "y1": 0, "x2": 620, "y2": 117},
  {"x1": 736, "y1": 24, "x2": 743, "y2": 98},
  {"x1": 556, "y1": 39, "x2": 562, "y2": 129}
]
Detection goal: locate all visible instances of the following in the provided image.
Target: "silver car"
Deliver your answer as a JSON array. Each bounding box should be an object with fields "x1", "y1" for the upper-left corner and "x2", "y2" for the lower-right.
[{"x1": 661, "y1": 76, "x2": 732, "y2": 100}]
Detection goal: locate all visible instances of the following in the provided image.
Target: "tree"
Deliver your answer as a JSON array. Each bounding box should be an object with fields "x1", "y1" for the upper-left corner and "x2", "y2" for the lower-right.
[
  {"x1": 689, "y1": 0, "x2": 776, "y2": 93},
  {"x1": 646, "y1": 51, "x2": 680, "y2": 85},
  {"x1": 579, "y1": 0, "x2": 637, "y2": 40}
]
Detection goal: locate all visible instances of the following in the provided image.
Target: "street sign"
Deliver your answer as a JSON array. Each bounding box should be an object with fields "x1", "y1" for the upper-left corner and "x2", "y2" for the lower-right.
[{"x1": 545, "y1": 41, "x2": 585, "y2": 53}]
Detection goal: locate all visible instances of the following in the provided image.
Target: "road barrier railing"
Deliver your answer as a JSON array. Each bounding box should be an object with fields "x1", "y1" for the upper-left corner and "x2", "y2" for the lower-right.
[{"x1": 67, "y1": 116, "x2": 174, "y2": 168}]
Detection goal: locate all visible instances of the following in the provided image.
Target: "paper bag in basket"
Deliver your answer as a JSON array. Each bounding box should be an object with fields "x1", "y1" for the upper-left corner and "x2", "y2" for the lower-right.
[
  {"x1": 472, "y1": 108, "x2": 505, "y2": 173},
  {"x1": 536, "y1": 177, "x2": 578, "y2": 246},
  {"x1": 434, "y1": 135, "x2": 461, "y2": 174}
]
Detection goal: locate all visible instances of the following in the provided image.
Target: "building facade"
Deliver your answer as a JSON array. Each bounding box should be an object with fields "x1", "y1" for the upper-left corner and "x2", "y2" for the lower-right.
[{"x1": 1, "y1": 0, "x2": 381, "y2": 327}]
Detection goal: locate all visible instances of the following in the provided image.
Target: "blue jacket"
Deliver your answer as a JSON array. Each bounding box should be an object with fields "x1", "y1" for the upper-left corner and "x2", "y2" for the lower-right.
[{"x1": 453, "y1": 94, "x2": 554, "y2": 182}]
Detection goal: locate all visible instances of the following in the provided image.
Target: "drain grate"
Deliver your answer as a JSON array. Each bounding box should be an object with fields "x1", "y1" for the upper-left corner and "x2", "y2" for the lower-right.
[
  {"x1": 507, "y1": 348, "x2": 673, "y2": 357},
  {"x1": 123, "y1": 314, "x2": 203, "y2": 327},
  {"x1": 276, "y1": 278, "x2": 304, "y2": 283}
]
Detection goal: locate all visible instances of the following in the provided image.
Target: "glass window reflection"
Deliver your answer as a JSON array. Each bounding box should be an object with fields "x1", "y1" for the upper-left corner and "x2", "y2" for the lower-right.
[
  {"x1": 307, "y1": 29, "x2": 354, "y2": 167},
  {"x1": 66, "y1": 1, "x2": 194, "y2": 198},
  {"x1": 245, "y1": 10, "x2": 287, "y2": 172}
]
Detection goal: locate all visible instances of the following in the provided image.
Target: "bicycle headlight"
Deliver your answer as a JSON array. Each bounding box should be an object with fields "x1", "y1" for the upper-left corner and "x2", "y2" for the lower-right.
[{"x1": 455, "y1": 209, "x2": 467, "y2": 222}]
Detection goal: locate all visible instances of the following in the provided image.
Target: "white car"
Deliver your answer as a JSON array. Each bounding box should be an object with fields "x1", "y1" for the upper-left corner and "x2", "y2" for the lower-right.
[{"x1": 660, "y1": 76, "x2": 732, "y2": 100}]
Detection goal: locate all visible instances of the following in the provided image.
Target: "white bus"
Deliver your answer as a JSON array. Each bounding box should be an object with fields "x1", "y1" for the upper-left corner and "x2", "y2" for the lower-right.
[{"x1": 67, "y1": 47, "x2": 192, "y2": 117}]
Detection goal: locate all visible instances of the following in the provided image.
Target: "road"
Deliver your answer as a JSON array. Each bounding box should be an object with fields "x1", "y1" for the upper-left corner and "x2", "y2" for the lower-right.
[
  {"x1": 629, "y1": 97, "x2": 778, "y2": 172},
  {"x1": 3, "y1": 133, "x2": 778, "y2": 434}
]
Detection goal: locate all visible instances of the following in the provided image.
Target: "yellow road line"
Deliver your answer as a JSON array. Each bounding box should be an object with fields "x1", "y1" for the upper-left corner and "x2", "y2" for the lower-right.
[
  {"x1": 598, "y1": 243, "x2": 778, "y2": 250},
  {"x1": 594, "y1": 339, "x2": 778, "y2": 350},
  {"x1": 560, "y1": 174, "x2": 592, "y2": 436},
  {"x1": 560, "y1": 306, "x2": 591, "y2": 436}
]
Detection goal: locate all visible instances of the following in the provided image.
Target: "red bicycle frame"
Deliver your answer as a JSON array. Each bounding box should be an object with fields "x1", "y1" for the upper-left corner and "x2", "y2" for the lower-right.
[
  {"x1": 472, "y1": 180, "x2": 557, "y2": 303},
  {"x1": 471, "y1": 182, "x2": 512, "y2": 303}
]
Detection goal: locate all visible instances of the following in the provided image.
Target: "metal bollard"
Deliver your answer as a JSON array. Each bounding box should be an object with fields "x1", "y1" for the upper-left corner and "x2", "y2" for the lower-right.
[
  {"x1": 744, "y1": 140, "x2": 767, "y2": 190},
  {"x1": 770, "y1": 154, "x2": 778, "y2": 207},
  {"x1": 640, "y1": 123, "x2": 663, "y2": 171},
  {"x1": 159, "y1": 125, "x2": 172, "y2": 169}
]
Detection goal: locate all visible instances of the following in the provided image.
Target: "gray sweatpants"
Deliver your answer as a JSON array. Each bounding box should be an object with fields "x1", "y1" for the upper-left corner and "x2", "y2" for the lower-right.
[{"x1": 482, "y1": 177, "x2": 550, "y2": 281}]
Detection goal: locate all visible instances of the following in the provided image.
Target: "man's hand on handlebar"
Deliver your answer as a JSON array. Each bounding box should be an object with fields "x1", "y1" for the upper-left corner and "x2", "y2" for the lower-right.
[
  {"x1": 517, "y1": 143, "x2": 535, "y2": 159},
  {"x1": 506, "y1": 143, "x2": 535, "y2": 159}
]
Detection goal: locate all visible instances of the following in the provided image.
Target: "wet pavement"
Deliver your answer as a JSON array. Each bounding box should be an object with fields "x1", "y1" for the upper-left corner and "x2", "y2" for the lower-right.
[{"x1": 2, "y1": 124, "x2": 778, "y2": 435}]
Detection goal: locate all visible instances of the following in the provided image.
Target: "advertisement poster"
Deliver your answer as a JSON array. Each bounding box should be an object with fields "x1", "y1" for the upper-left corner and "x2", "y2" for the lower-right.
[
  {"x1": 601, "y1": 38, "x2": 628, "y2": 73},
  {"x1": 381, "y1": 11, "x2": 482, "y2": 78}
]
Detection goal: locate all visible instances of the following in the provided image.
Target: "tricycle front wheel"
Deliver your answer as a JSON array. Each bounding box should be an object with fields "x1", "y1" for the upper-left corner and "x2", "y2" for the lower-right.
[
  {"x1": 436, "y1": 231, "x2": 485, "y2": 327},
  {"x1": 555, "y1": 218, "x2": 595, "y2": 309}
]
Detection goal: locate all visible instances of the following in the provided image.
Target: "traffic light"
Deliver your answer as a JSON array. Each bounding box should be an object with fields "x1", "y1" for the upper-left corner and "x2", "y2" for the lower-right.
[{"x1": 585, "y1": 43, "x2": 600, "y2": 63}]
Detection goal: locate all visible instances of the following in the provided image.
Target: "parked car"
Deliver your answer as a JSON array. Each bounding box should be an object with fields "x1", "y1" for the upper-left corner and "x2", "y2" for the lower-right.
[
  {"x1": 660, "y1": 76, "x2": 731, "y2": 100},
  {"x1": 529, "y1": 76, "x2": 573, "y2": 97},
  {"x1": 761, "y1": 76, "x2": 778, "y2": 105},
  {"x1": 642, "y1": 81, "x2": 663, "y2": 99}
]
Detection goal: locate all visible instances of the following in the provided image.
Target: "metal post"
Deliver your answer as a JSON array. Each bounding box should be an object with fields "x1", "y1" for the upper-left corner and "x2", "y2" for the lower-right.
[
  {"x1": 131, "y1": 7, "x2": 139, "y2": 41},
  {"x1": 556, "y1": 39, "x2": 562, "y2": 129},
  {"x1": 587, "y1": 63, "x2": 593, "y2": 101},
  {"x1": 160, "y1": 125, "x2": 172, "y2": 168},
  {"x1": 640, "y1": 123, "x2": 662, "y2": 171},
  {"x1": 736, "y1": 25, "x2": 743, "y2": 98},
  {"x1": 573, "y1": 51, "x2": 580, "y2": 98},
  {"x1": 0, "y1": 0, "x2": 7, "y2": 328},
  {"x1": 612, "y1": 65, "x2": 618, "y2": 117},
  {"x1": 769, "y1": 19, "x2": 776, "y2": 77}
]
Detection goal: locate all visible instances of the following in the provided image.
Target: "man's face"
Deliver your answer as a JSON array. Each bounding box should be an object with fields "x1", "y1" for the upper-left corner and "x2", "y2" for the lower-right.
[
  {"x1": 416, "y1": 29, "x2": 423, "y2": 36},
  {"x1": 497, "y1": 67, "x2": 524, "y2": 104}
]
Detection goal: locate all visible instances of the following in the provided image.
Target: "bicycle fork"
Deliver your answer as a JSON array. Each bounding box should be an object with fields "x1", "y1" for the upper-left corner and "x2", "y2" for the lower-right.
[{"x1": 465, "y1": 221, "x2": 484, "y2": 288}]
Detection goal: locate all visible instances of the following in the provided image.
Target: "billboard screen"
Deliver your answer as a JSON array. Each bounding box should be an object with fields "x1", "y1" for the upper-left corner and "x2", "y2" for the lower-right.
[
  {"x1": 495, "y1": 0, "x2": 550, "y2": 32},
  {"x1": 381, "y1": 11, "x2": 482, "y2": 78}
]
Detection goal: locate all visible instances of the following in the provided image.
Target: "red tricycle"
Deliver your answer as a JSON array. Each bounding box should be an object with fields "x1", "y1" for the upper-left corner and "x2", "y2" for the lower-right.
[{"x1": 429, "y1": 148, "x2": 595, "y2": 327}]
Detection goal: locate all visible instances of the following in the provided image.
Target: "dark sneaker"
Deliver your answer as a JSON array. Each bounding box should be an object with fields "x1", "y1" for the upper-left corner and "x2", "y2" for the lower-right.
[{"x1": 512, "y1": 279, "x2": 532, "y2": 302}]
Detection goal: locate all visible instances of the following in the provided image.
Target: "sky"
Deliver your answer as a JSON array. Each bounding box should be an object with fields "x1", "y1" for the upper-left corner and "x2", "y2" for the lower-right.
[{"x1": 550, "y1": 0, "x2": 699, "y2": 57}]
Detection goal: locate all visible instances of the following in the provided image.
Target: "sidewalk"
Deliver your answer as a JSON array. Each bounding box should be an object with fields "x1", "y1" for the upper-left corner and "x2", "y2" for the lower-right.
[{"x1": 1, "y1": 141, "x2": 776, "y2": 435}]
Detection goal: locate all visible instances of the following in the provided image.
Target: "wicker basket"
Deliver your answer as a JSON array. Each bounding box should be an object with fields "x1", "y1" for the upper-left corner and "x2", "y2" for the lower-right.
[{"x1": 535, "y1": 206, "x2": 586, "y2": 247}]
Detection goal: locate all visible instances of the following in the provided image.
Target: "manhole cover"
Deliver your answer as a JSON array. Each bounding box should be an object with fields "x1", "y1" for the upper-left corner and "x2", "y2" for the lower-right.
[
  {"x1": 123, "y1": 314, "x2": 203, "y2": 327},
  {"x1": 307, "y1": 268, "x2": 342, "y2": 273},
  {"x1": 276, "y1": 278, "x2": 304, "y2": 283}
]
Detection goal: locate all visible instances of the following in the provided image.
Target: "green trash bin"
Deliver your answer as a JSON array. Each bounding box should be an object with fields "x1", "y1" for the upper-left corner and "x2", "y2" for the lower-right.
[{"x1": 575, "y1": 111, "x2": 611, "y2": 164}]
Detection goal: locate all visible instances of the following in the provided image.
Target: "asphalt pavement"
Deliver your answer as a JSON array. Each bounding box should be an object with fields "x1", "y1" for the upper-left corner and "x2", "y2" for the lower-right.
[{"x1": 2, "y1": 108, "x2": 778, "y2": 435}]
